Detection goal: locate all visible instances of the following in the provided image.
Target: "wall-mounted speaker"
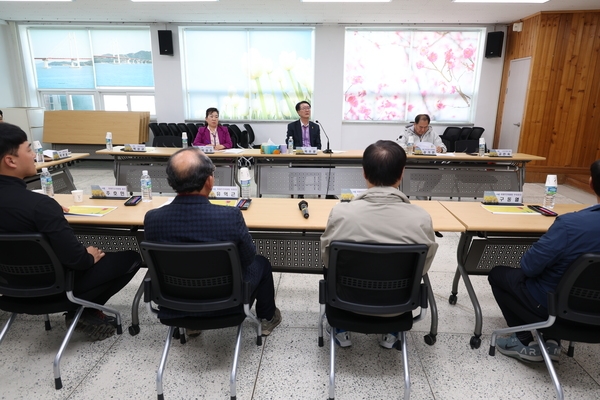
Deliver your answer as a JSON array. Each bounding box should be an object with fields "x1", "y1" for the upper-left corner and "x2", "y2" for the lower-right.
[
  {"x1": 485, "y1": 31, "x2": 504, "y2": 58},
  {"x1": 158, "y1": 30, "x2": 174, "y2": 56}
]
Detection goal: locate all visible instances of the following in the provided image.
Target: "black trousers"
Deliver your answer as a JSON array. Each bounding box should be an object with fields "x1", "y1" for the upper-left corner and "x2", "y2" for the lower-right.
[
  {"x1": 73, "y1": 250, "x2": 142, "y2": 306},
  {"x1": 488, "y1": 266, "x2": 550, "y2": 343}
]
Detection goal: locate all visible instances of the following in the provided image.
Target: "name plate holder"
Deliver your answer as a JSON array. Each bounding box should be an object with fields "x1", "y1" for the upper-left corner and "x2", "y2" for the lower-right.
[
  {"x1": 91, "y1": 185, "x2": 130, "y2": 199},
  {"x1": 44, "y1": 149, "x2": 71, "y2": 160},
  {"x1": 482, "y1": 191, "x2": 523, "y2": 205},
  {"x1": 123, "y1": 144, "x2": 146, "y2": 152},
  {"x1": 489, "y1": 149, "x2": 513, "y2": 157},
  {"x1": 340, "y1": 188, "x2": 367, "y2": 202},
  {"x1": 195, "y1": 145, "x2": 215, "y2": 154},
  {"x1": 209, "y1": 186, "x2": 239, "y2": 199},
  {"x1": 297, "y1": 147, "x2": 318, "y2": 155}
]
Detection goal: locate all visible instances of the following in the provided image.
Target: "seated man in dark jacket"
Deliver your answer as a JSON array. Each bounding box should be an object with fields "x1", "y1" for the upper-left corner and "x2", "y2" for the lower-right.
[
  {"x1": 0, "y1": 123, "x2": 141, "y2": 341},
  {"x1": 143, "y1": 147, "x2": 281, "y2": 336}
]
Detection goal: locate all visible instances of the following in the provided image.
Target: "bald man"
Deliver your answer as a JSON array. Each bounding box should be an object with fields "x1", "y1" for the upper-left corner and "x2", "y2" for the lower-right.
[{"x1": 143, "y1": 147, "x2": 281, "y2": 336}]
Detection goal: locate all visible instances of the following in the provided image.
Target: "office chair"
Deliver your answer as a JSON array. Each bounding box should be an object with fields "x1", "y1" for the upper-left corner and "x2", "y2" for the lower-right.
[
  {"x1": 158, "y1": 122, "x2": 171, "y2": 137},
  {"x1": 440, "y1": 127, "x2": 461, "y2": 152},
  {"x1": 318, "y1": 242, "x2": 429, "y2": 400},
  {"x1": 0, "y1": 233, "x2": 124, "y2": 390},
  {"x1": 186, "y1": 123, "x2": 199, "y2": 143},
  {"x1": 167, "y1": 123, "x2": 180, "y2": 136},
  {"x1": 177, "y1": 123, "x2": 193, "y2": 144},
  {"x1": 458, "y1": 127, "x2": 473, "y2": 141},
  {"x1": 149, "y1": 122, "x2": 162, "y2": 138},
  {"x1": 468, "y1": 127, "x2": 485, "y2": 141},
  {"x1": 152, "y1": 135, "x2": 182, "y2": 147},
  {"x1": 489, "y1": 253, "x2": 600, "y2": 400},
  {"x1": 141, "y1": 241, "x2": 263, "y2": 400},
  {"x1": 243, "y1": 123, "x2": 255, "y2": 146},
  {"x1": 454, "y1": 140, "x2": 479, "y2": 154}
]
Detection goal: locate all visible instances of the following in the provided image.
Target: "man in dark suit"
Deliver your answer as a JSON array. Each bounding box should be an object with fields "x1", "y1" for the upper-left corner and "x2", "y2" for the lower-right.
[
  {"x1": 143, "y1": 148, "x2": 281, "y2": 336},
  {"x1": 286, "y1": 101, "x2": 321, "y2": 149}
]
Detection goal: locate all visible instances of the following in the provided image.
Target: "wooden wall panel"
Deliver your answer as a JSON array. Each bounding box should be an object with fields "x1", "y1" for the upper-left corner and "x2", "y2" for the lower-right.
[{"x1": 495, "y1": 11, "x2": 600, "y2": 181}]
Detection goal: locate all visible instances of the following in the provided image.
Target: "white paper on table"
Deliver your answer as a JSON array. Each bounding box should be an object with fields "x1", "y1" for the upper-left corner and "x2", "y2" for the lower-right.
[
  {"x1": 223, "y1": 149, "x2": 245, "y2": 154},
  {"x1": 332, "y1": 150, "x2": 346, "y2": 154},
  {"x1": 437, "y1": 152, "x2": 455, "y2": 156},
  {"x1": 157, "y1": 197, "x2": 175, "y2": 208}
]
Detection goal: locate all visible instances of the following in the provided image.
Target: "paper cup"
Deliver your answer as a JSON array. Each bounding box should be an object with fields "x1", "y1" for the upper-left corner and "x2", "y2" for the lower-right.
[{"x1": 71, "y1": 190, "x2": 84, "y2": 203}]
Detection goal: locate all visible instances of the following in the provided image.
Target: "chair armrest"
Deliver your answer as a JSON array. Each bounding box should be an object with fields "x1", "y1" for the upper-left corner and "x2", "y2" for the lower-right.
[
  {"x1": 143, "y1": 277, "x2": 151, "y2": 303},
  {"x1": 319, "y1": 280, "x2": 326, "y2": 305},
  {"x1": 546, "y1": 291, "x2": 557, "y2": 316},
  {"x1": 420, "y1": 283, "x2": 428, "y2": 309},
  {"x1": 64, "y1": 270, "x2": 75, "y2": 293},
  {"x1": 243, "y1": 281, "x2": 251, "y2": 305}
]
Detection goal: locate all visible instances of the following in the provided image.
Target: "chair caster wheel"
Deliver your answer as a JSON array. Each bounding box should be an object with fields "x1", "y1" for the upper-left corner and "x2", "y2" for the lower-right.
[
  {"x1": 470, "y1": 335, "x2": 481, "y2": 349},
  {"x1": 128, "y1": 325, "x2": 140, "y2": 336},
  {"x1": 424, "y1": 333, "x2": 436, "y2": 346},
  {"x1": 449, "y1": 294, "x2": 457, "y2": 305}
]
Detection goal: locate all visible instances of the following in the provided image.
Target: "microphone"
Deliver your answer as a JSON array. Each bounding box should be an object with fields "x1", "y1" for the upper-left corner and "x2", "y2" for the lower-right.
[
  {"x1": 315, "y1": 120, "x2": 333, "y2": 154},
  {"x1": 298, "y1": 200, "x2": 309, "y2": 219}
]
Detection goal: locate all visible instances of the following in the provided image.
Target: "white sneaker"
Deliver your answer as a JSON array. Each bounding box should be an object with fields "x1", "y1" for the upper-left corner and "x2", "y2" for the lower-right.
[
  {"x1": 326, "y1": 324, "x2": 352, "y2": 347},
  {"x1": 379, "y1": 332, "x2": 399, "y2": 349}
]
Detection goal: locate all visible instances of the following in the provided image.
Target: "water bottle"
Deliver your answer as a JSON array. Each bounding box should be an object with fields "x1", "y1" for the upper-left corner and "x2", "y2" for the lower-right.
[
  {"x1": 105, "y1": 132, "x2": 113, "y2": 151},
  {"x1": 40, "y1": 167, "x2": 54, "y2": 198},
  {"x1": 478, "y1": 137, "x2": 485, "y2": 157},
  {"x1": 407, "y1": 136, "x2": 414, "y2": 155},
  {"x1": 543, "y1": 174, "x2": 557, "y2": 209},
  {"x1": 287, "y1": 136, "x2": 294, "y2": 154},
  {"x1": 181, "y1": 132, "x2": 188, "y2": 148},
  {"x1": 239, "y1": 167, "x2": 251, "y2": 199},
  {"x1": 33, "y1": 141, "x2": 44, "y2": 163},
  {"x1": 141, "y1": 170, "x2": 152, "y2": 202}
]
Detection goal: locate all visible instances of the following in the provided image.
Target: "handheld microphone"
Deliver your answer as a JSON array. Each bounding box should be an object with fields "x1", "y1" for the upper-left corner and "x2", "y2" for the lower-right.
[
  {"x1": 315, "y1": 120, "x2": 333, "y2": 154},
  {"x1": 298, "y1": 200, "x2": 309, "y2": 219}
]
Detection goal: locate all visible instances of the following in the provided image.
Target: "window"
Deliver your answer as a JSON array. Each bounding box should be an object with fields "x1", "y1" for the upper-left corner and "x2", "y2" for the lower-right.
[
  {"x1": 343, "y1": 29, "x2": 484, "y2": 123},
  {"x1": 27, "y1": 27, "x2": 155, "y2": 114},
  {"x1": 181, "y1": 28, "x2": 314, "y2": 120}
]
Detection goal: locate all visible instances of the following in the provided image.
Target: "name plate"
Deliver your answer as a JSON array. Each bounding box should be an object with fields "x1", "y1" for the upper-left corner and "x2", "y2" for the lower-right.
[
  {"x1": 414, "y1": 148, "x2": 436, "y2": 155},
  {"x1": 209, "y1": 186, "x2": 239, "y2": 199},
  {"x1": 43, "y1": 149, "x2": 71, "y2": 160},
  {"x1": 123, "y1": 144, "x2": 146, "y2": 152},
  {"x1": 91, "y1": 185, "x2": 130, "y2": 199},
  {"x1": 297, "y1": 147, "x2": 318, "y2": 155},
  {"x1": 340, "y1": 188, "x2": 367, "y2": 202},
  {"x1": 489, "y1": 149, "x2": 513, "y2": 157},
  {"x1": 195, "y1": 145, "x2": 215, "y2": 154},
  {"x1": 483, "y1": 191, "x2": 523, "y2": 205}
]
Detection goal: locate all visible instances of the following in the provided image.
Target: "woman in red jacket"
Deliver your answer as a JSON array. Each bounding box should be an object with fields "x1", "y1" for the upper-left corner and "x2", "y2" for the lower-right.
[{"x1": 192, "y1": 107, "x2": 233, "y2": 150}]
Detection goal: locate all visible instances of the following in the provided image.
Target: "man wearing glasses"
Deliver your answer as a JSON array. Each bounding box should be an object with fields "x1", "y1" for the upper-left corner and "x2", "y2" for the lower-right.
[{"x1": 286, "y1": 101, "x2": 322, "y2": 150}]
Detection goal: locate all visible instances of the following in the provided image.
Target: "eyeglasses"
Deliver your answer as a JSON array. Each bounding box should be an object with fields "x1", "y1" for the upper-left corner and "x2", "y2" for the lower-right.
[{"x1": 299, "y1": 106, "x2": 311, "y2": 111}]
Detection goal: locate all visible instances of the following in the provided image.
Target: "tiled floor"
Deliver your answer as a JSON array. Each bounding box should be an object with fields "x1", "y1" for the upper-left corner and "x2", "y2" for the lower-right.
[{"x1": 1, "y1": 160, "x2": 599, "y2": 399}]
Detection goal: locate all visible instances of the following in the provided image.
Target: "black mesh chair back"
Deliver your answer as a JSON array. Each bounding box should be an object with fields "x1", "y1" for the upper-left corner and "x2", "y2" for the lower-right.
[
  {"x1": 327, "y1": 242, "x2": 427, "y2": 317},
  {"x1": 149, "y1": 122, "x2": 162, "y2": 138},
  {"x1": 243, "y1": 124, "x2": 256, "y2": 145},
  {"x1": 469, "y1": 127, "x2": 485, "y2": 141},
  {"x1": 177, "y1": 123, "x2": 192, "y2": 144},
  {"x1": 158, "y1": 123, "x2": 171, "y2": 136},
  {"x1": 440, "y1": 127, "x2": 461, "y2": 152},
  {"x1": 140, "y1": 241, "x2": 262, "y2": 400},
  {"x1": 459, "y1": 127, "x2": 473, "y2": 140},
  {"x1": 318, "y1": 241, "x2": 429, "y2": 400},
  {"x1": 227, "y1": 125, "x2": 240, "y2": 148},
  {"x1": 187, "y1": 123, "x2": 199, "y2": 140},
  {"x1": 454, "y1": 140, "x2": 479, "y2": 153},
  {"x1": 489, "y1": 253, "x2": 600, "y2": 400},
  {"x1": 0, "y1": 233, "x2": 123, "y2": 390},
  {"x1": 167, "y1": 123, "x2": 180, "y2": 136},
  {"x1": 228, "y1": 125, "x2": 248, "y2": 148},
  {"x1": 153, "y1": 135, "x2": 182, "y2": 147}
]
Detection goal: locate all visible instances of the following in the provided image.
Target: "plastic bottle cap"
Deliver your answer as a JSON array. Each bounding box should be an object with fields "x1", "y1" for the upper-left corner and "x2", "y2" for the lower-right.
[
  {"x1": 142, "y1": 170, "x2": 148, "y2": 175},
  {"x1": 42, "y1": 168, "x2": 48, "y2": 173},
  {"x1": 545, "y1": 174, "x2": 557, "y2": 186},
  {"x1": 33, "y1": 140, "x2": 42, "y2": 150},
  {"x1": 239, "y1": 167, "x2": 251, "y2": 181},
  {"x1": 479, "y1": 138, "x2": 485, "y2": 144},
  {"x1": 106, "y1": 132, "x2": 112, "y2": 139}
]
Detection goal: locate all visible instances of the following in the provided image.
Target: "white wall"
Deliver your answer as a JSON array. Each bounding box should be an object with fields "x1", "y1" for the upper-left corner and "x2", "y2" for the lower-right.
[{"x1": 1, "y1": 23, "x2": 506, "y2": 150}]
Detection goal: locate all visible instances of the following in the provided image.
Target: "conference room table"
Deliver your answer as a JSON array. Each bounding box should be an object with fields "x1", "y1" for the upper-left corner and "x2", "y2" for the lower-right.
[
  {"x1": 438, "y1": 201, "x2": 590, "y2": 349},
  {"x1": 97, "y1": 147, "x2": 545, "y2": 199},
  {"x1": 247, "y1": 149, "x2": 545, "y2": 198},
  {"x1": 56, "y1": 194, "x2": 465, "y2": 341},
  {"x1": 25, "y1": 152, "x2": 89, "y2": 194},
  {"x1": 96, "y1": 147, "x2": 238, "y2": 193}
]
